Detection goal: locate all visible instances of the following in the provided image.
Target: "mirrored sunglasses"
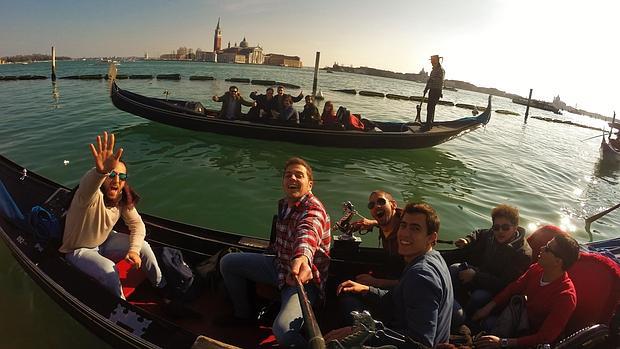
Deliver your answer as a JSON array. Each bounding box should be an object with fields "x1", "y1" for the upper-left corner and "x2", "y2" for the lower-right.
[
  {"x1": 108, "y1": 170, "x2": 128, "y2": 181},
  {"x1": 492, "y1": 223, "x2": 513, "y2": 232}
]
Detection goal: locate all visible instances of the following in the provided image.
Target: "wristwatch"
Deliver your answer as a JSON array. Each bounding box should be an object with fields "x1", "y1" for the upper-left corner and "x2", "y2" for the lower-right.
[{"x1": 500, "y1": 338, "x2": 508, "y2": 348}]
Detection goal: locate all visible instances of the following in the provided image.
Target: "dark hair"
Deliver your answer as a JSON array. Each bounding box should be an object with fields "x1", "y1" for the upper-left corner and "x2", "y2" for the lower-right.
[
  {"x1": 266, "y1": 87, "x2": 274, "y2": 93},
  {"x1": 283, "y1": 157, "x2": 313, "y2": 181},
  {"x1": 491, "y1": 204, "x2": 519, "y2": 226},
  {"x1": 277, "y1": 85, "x2": 284, "y2": 90},
  {"x1": 283, "y1": 95, "x2": 293, "y2": 104},
  {"x1": 370, "y1": 190, "x2": 394, "y2": 202},
  {"x1": 553, "y1": 233, "x2": 580, "y2": 270},
  {"x1": 402, "y1": 202, "x2": 440, "y2": 235},
  {"x1": 229, "y1": 85, "x2": 238, "y2": 92}
]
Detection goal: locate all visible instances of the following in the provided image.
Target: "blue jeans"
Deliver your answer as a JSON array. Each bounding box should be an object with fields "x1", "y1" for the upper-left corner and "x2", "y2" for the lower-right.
[
  {"x1": 220, "y1": 252, "x2": 318, "y2": 348},
  {"x1": 65, "y1": 231, "x2": 164, "y2": 300},
  {"x1": 450, "y1": 263, "x2": 494, "y2": 321}
]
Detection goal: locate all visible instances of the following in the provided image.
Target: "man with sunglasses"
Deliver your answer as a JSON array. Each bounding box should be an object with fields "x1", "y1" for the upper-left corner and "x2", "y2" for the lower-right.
[
  {"x1": 212, "y1": 85, "x2": 255, "y2": 120},
  {"x1": 350, "y1": 190, "x2": 403, "y2": 288},
  {"x1": 59, "y1": 131, "x2": 165, "y2": 300},
  {"x1": 443, "y1": 204, "x2": 532, "y2": 324},
  {"x1": 473, "y1": 232, "x2": 579, "y2": 348}
]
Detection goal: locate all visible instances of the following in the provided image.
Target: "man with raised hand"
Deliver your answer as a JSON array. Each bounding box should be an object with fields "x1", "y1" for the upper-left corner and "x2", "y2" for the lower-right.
[{"x1": 59, "y1": 131, "x2": 165, "y2": 299}]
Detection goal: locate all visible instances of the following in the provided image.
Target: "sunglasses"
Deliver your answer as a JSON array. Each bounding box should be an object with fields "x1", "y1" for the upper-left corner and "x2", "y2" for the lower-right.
[
  {"x1": 230, "y1": 90, "x2": 238, "y2": 93},
  {"x1": 541, "y1": 242, "x2": 560, "y2": 257},
  {"x1": 108, "y1": 170, "x2": 128, "y2": 181},
  {"x1": 492, "y1": 223, "x2": 513, "y2": 232},
  {"x1": 367, "y1": 197, "x2": 387, "y2": 210}
]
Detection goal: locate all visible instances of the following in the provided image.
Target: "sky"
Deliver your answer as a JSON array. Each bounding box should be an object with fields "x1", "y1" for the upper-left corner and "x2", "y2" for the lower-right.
[{"x1": 0, "y1": 0, "x2": 618, "y2": 115}]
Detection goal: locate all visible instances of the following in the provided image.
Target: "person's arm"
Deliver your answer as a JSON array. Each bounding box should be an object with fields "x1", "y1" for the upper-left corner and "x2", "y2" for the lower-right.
[
  {"x1": 121, "y1": 207, "x2": 146, "y2": 254},
  {"x1": 72, "y1": 168, "x2": 107, "y2": 207},
  {"x1": 212, "y1": 94, "x2": 225, "y2": 102},
  {"x1": 240, "y1": 97, "x2": 254, "y2": 107},
  {"x1": 399, "y1": 271, "x2": 442, "y2": 348},
  {"x1": 287, "y1": 205, "x2": 328, "y2": 284},
  {"x1": 355, "y1": 274, "x2": 398, "y2": 289},
  {"x1": 249, "y1": 91, "x2": 258, "y2": 100},
  {"x1": 292, "y1": 92, "x2": 304, "y2": 102},
  {"x1": 515, "y1": 291, "x2": 577, "y2": 347}
]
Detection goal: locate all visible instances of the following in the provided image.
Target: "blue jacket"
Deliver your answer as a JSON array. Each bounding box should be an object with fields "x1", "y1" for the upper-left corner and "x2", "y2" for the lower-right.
[{"x1": 368, "y1": 249, "x2": 453, "y2": 347}]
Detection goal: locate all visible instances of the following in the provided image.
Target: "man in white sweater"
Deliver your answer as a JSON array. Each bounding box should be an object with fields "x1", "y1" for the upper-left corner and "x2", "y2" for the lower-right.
[{"x1": 59, "y1": 131, "x2": 164, "y2": 299}]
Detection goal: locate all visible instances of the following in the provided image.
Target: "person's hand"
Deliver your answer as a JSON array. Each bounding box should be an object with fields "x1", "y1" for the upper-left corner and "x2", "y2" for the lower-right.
[
  {"x1": 472, "y1": 301, "x2": 495, "y2": 321},
  {"x1": 298, "y1": 91, "x2": 303, "y2": 98},
  {"x1": 252, "y1": 102, "x2": 257, "y2": 107},
  {"x1": 350, "y1": 218, "x2": 377, "y2": 231},
  {"x1": 89, "y1": 131, "x2": 123, "y2": 174},
  {"x1": 459, "y1": 268, "x2": 476, "y2": 283},
  {"x1": 125, "y1": 251, "x2": 142, "y2": 269},
  {"x1": 475, "y1": 335, "x2": 501, "y2": 349},
  {"x1": 324, "y1": 326, "x2": 354, "y2": 342},
  {"x1": 286, "y1": 256, "x2": 312, "y2": 286},
  {"x1": 355, "y1": 273, "x2": 378, "y2": 286},
  {"x1": 212, "y1": 95, "x2": 218, "y2": 101},
  {"x1": 337, "y1": 280, "x2": 369, "y2": 295},
  {"x1": 455, "y1": 238, "x2": 469, "y2": 248}
]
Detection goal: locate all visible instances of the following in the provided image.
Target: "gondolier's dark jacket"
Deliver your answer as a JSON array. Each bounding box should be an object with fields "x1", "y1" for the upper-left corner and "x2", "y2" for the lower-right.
[
  {"x1": 214, "y1": 92, "x2": 254, "y2": 119},
  {"x1": 442, "y1": 227, "x2": 532, "y2": 293}
]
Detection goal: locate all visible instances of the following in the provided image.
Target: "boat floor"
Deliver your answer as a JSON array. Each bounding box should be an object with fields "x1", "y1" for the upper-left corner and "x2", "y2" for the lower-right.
[{"x1": 127, "y1": 281, "x2": 343, "y2": 348}]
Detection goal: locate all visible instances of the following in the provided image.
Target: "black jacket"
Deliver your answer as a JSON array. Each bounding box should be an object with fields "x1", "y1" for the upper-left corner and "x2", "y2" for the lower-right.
[{"x1": 443, "y1": 227, "x2": 532, "y2": 293}]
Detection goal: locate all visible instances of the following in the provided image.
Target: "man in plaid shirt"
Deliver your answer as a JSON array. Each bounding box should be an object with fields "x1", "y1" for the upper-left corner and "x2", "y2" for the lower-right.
[{"x1": 219, "y1": 157, "x2": 331, "y2": 347}]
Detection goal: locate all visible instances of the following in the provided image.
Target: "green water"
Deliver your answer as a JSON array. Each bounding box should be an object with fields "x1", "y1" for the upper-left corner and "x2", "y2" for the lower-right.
[{"x1": 0, "y1": 60, "x2": 617, "y2": 347}]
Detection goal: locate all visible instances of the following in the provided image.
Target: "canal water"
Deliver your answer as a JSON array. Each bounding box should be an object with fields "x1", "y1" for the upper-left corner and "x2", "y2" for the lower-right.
[{"x1": 0, "y1": 60, "x2": 617, "y2": 347}]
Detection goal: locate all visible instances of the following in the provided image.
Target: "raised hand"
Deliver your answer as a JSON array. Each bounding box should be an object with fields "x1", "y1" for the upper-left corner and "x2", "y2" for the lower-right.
[{"x1": 88, "y1": 131, "x2": 123, "y2": 174}]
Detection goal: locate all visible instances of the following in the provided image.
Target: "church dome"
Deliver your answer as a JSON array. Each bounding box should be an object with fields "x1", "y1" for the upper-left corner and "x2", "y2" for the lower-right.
[{"x1": 240, "y1": 37, "x2": 248, "y2": 48}]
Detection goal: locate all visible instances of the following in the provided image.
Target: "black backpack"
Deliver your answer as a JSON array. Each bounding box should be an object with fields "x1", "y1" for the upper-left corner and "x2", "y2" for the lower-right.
[{"x1": 155, "y1": 247, "x2": 197, "y2": 300}]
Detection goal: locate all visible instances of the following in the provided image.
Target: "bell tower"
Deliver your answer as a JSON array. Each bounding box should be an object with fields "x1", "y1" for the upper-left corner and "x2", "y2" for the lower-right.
[{"x1": 213, "y1": 17, "x2": 222, "y2": 52}]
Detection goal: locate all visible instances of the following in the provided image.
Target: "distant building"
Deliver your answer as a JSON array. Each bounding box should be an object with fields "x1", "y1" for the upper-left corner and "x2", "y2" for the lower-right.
[
  {"x1": 553, "y1": 95, "x2": 567, "y2": 109},
  {"x1": 222, "y1": 37, "x2": 264, "y2": 64},
  {"x1": 177, "y1": 47, "x2": 189, "y2": 59},
  {"x1": 196, "y1": 49, "x2": 217, "y2": 62},
  {"x1": 218, "y1": 52, "x2": 246, "y2": 64},
  {"x1": 214, "y1": 17, "x2": 222, "y2": 52},
  {"x1": 264, "y1": 54, "x2": 302, "y2": 68}
]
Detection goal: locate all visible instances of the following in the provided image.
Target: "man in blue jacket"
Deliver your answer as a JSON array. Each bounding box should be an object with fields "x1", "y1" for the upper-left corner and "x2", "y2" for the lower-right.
[{"x1": 327, "y1": 202, "x2": 453, "y2": 348}]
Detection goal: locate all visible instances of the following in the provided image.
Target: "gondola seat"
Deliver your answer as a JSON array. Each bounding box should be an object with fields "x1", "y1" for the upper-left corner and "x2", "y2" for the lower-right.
[{"x1": 116, "y1": 259, "x2": 147, "y2": 298}]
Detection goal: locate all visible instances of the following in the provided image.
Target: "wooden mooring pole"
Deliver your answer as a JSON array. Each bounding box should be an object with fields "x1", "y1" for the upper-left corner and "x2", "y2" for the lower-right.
[
  {"x1": 51, "y1": 46, "x2": 57, "y2": 81},
  {"x1": 524, "y1": 88, "x2": 533, "y2": 123},
  {"x1": 312, "y1": 52, "x2": 320, "y2": 97}
]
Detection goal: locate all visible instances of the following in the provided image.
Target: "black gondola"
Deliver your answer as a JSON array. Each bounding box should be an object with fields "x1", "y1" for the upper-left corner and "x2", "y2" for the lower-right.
[
  {"x1": 601, "y1": 116, "x2": 620, "y2": 162},
  {"x1": 110, "y1": 82, "x2": 492, "y2": 149},
  {"x1": 0, "y1": 153, "x2": 617, "y2": 349}
]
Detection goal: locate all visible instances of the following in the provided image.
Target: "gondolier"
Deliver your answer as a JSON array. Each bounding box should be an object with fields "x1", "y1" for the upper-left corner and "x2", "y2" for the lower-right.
[{"x1": 423, "y1": 55, "x2": 446, "y2": 131}]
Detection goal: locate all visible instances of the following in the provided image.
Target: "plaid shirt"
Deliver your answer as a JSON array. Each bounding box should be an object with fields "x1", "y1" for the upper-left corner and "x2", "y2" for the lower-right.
[{"x1": 271, "y1": 193, "x2": 331, "y2": 294}]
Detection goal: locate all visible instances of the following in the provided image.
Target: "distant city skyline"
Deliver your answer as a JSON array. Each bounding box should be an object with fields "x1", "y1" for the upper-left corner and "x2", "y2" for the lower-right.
[{"x1": 0, "y1": 0, "x2": 618, "y2": 115}]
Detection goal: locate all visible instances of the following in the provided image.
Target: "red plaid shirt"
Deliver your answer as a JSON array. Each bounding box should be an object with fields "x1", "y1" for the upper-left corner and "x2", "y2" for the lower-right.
[{"x1": 271, "y1": 193, "x2": 331, "y2": 294}]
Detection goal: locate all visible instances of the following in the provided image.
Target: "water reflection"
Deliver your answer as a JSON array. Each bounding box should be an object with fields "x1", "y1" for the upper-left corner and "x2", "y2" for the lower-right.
[
  {"x1": 51, "y1": 82, "x2": 61, "y2": 109},
  {"x1": 592, "y1": 153, "x2": 620, "y2": 184}
]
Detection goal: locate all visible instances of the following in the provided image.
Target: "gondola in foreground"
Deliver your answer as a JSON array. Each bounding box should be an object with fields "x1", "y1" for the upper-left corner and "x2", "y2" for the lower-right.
[
  {"x1": 0, "y1": 153, "x2": 618, "y2": 349},
  {"x1": 110, "y1": 81, "x2": 491, "y2": 149}
]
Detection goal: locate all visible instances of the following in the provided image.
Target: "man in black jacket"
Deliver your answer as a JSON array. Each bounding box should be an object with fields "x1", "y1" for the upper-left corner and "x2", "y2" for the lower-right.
[
  {"x1": 212, "y1": 86, "x2": 255, "y2": 119},
  {"x1": 443, "y1": 204, "x2": 532, "y2": 323},
  {"x1": 248, "y1": 87, "x2": 277, "y2": 120}
]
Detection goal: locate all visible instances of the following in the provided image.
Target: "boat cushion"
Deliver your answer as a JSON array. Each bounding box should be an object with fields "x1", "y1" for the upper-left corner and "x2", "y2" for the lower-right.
[{"x1": 116, "y1": 259, "x2": 146, "y2": 298}]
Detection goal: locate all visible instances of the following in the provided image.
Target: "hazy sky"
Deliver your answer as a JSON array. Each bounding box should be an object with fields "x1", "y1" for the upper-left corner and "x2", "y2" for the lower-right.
[{"x1": 1, "y1": 0, "x2": 617, "y2": 114}]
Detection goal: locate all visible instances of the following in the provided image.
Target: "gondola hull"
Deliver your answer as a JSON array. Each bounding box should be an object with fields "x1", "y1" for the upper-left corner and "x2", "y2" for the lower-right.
[{"x1": 110, "y1": 82, "x2": 491, "y2": 149}]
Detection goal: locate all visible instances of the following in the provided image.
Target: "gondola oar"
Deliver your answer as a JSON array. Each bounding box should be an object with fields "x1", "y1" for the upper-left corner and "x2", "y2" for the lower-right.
[
  {"x1": 585, "y1": 202, "x2": 620, "y2": 240},
  {"x1": 580, "y1": 132, "x2": 605, "y2": 142},
  {"x1": 295, "y1": 275, "x2": 325, "y2": 349},
  {"x1": 414, "y1": 90, "x2": 428, "y2": 123}
]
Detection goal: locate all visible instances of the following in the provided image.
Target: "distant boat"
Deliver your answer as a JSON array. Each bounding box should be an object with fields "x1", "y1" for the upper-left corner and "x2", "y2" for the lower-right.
[{"x1": 601, "y1": 119, "x2": 620, "y2": 162}]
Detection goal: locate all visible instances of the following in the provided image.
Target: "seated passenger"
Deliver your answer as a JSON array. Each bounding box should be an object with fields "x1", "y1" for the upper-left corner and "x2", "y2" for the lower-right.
[
  {"x1": 274, "y1": 85, "x2": 303, "y2": 113},
  {"x1": 248, "y1": 87, "x2": 276, "y2": 120},
  {"x1": 350, "y1": 190, "x2": 403, "y2": 288},
  {"x1": 473, "y1": 232, "x2": 580, "y2": 348},
  {"x1": 328, "y1": 203, "x2": 453, "y2": 348},
  {"x1": 445, "y1": 204, "x2": 532, "y2": 321},
  {"x1": 299, "y1": 95, "x2": 321, "y2": 126},
  {"x1": 59, "y1": 131, "x2": 166, "y2": 300},
  {"x1": 273, "y1": 95, "x2": 299, "y2": 124},
  {"x1": 321, "y1": 101, "x2": 339, "y2": 126},
  {"x1": 212, "y1": 86, "x2": 255, "y2": 120}
]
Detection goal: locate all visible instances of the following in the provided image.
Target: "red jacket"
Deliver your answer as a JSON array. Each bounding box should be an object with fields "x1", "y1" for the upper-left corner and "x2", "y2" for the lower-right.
[{"x1": 493, "y1": 264, "x2": 577, "y2": 347}]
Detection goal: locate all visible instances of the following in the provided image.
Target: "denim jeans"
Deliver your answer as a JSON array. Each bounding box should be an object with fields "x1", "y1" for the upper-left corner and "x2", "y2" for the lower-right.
[
  {"x1": 65, "y1": 231, "x2": 164, "y2": 300},
  {"x1": 220, "y1": 252, "x2": 318, "y2": 348}
]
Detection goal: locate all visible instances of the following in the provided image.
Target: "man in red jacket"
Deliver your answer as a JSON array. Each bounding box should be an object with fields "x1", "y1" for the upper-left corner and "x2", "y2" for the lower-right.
[{"x1": 473, "y1": 232, "x2": 580, "y2": 348}]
